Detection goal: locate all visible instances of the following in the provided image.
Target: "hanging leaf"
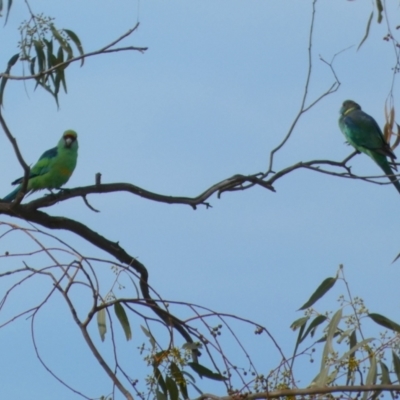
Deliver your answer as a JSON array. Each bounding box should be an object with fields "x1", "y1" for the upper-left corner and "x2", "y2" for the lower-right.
[
  {"x1": 362, "y1": 355, "x2": 377, "y2": 400},
  {"x1": 97, "y1": 308, "x2": 107, "y2": 342},
  {"x1": 170, "y1": 362, "x2": 188, "y2": 399},
  {"x1": 290, "y1": 316, "x2": 309, "y2": 331},
  {"x1": 315, "y1": 330, "x2": 342, "y2": 344},
  {"x1": 154, "y1": 366, "x2": 167, "y2": 395},
  {"x1": 33, "y1": 40, "x2": 46, "y2": 73},
  {"x1": 64, "y1": 29, "x2": 85, "y2": 66},
  {"x1": 181, "y1": 370, "x2": 196, "y2": 384},
  {"x1": 166, "y1": 376, "x2": 179, "y2": 400},
  {"x1": 380, "y1": 361, "x2": 391, "y2": 384},
  {"x1": 4, "y1": 0, "x2": 12, "y2": 23},
  {"x1": 298, "y1": 277, "x2": 336, "y2": 310},
  {"x1": 312, "y1": 366, "x2": 329, "y2": 387},
  {"x1": 141, "y1": 325, "x2": 156, "y2": 348},
  {"x1": 346, "y1": 330, "x2": 357, "y2": 386},
  {"x1": 50, "y1": 24, "x2": 73, "y2": 59},
  {"x1": 358, "y1": 11, "x2": 373, "y2": 51},
  {"x1": 336, "y1": 338, "x2": 373, "y2": 365},
  {"x1": 321, "y1": 309, "x2": 342, "y2": 370},
  {"x1": 392, "y1": 351, "x2": 400, "y2": 383},
  {"x1": 0, "y1": 53, "x2": 19, "y2": 107},
  {"x1": 43, "y1": 39, "x2": 53, "y2": 68},
  {"x1": 291, "y1": 317, "x2": 308, "y2": 364},
  {"x1": 299, "y1": 315, "x2": 327, "y2": 344},
  {"x1": 337, "y1": 329, "x2": 353, "y2": 344},
  {"x1": 349, "y1": 330, "x2": 357, "y2": 353},
  {"x1": 368, "y1": 313, "x2": 400, "y2": 332},
  {"x1": 114, "y1": 302, "x2": 132, "y2": 340},
  {"x1": 188, "y1": 362, "x2": 227, "y2": 381},
  {"x1": 376, "y1": 0, "x2": 383, "y2": 23},
  {"x1": 156, "y1": 389, "x2": 167, "y2": 400}
]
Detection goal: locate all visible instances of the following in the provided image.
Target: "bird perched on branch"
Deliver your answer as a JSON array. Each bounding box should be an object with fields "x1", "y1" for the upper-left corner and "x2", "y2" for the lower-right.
[
  {"x1": 338, "y1": 100, "x2": 400, "y2": 194},
  {"x1": 2, "y1": 130, "x2": 78, "y2": 202}
]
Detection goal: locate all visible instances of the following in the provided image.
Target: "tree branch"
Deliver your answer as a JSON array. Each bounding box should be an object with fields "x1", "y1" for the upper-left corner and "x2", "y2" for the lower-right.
[
  {"x1": 196, "y1": 384, "x2": 400, "y2": 400},
  {"x1": 0, "y1": 204, "x2": 197, "y2": 353}
]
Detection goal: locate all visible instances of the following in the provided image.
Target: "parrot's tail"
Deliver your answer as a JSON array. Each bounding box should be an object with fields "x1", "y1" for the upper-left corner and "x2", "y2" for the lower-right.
[
  {"x1": 375, "y1": 155, "x2": 400, "y2": 195},
  {"x1": 2, "y1": 186, "x2": 21, "y2": 203}
]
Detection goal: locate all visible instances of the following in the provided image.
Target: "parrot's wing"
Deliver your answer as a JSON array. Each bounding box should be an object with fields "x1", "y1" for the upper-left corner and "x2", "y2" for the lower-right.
[
  {"x1": 38, "y1": 147, "x2": 58, "y2": 161},
  {"x1": 10, "y1": 146, "x2": 59, "y2": 185},
  {"x1": 343, "y1": 111, "x2": 395, "y2": 158}
]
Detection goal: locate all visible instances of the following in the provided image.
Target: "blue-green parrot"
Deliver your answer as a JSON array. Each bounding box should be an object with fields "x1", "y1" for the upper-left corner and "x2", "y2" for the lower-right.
[
  {"x1": 2, "y1": 130, "x2": 78, "y2": 202},
  {"x1": 339, "y1": 100, "x2": 400, "y2": 194}
]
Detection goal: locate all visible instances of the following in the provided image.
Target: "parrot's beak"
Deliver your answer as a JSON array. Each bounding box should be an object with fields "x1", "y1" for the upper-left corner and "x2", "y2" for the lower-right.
[{"x1": 64, "y1": 136, "x2": 75, "y2": 148}]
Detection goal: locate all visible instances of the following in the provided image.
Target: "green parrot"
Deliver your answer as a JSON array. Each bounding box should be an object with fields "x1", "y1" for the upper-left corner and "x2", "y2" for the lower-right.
[
  {"x1": 339, "y1": 100, "x2": 400, "y2": 194},
  {"x1": 2, "y1": 130, "x2": 78, "y2": 202}
]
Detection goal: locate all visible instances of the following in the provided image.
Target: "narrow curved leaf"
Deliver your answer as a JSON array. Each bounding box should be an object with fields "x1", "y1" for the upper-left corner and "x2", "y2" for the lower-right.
[
  {"x1": 188, "y1": 362, "x2": 227, "y2": 381},
  {"x1": 166, "y1": 376, "x2": 179, "y2": 400},
  {"x1": 346, "y1": 330, "x2": 357, "y2": 386},
  {"x1": 392, "y1": 351, "x2": 400, "y2": 383},
  {"x1": 349, "y1": 329, "x2": 357, "y2": 352},
  {"x1": 154, "y1": 366, "x2": 167, "y2": 395},
  {"x1": 291, "y1": 317, "x2": 308, "y2": 363},
  {"x1": 368, "y1": 313, "x2": 400, "y2": 333},
  {"x1": 114, "y1": 302, "x2": 132, "y2": 340},
  {"x1": 4, "y1": 0, "x2": 12, "y2": 23},
  {"x1": 43, "y1": 39, "x2": 53, "y2": 69},
  {"x1": 313, "y1": 366, "x2": 329, "y2": 387},
  {"x1": 300, "y1": 315, "x2": 327, "y2": 344},
  {"x1": 315, "y1": 330, "x2": 341, "y2": 344},
  {"x1": 358, "y1": 11, "x2": 373, "y2": 51},
  {"x1": 326, "y1": 369, "x2": 338, "y2": 385},
  {"x1": 64, "y1": 29, "x2": 85, "y2": 66},
  {"x1": 366, "y1": 355, "x2": 377, "y2": 385},
  {"x1": 321, "y1": 308, "x2": 342, "y2": 370},
  {"x1": 170, "y1": 362, "x2": 188, "y2": 399},
  {"x1": 33, "y1": 40, "x2": 45, "y2": 73},
  {"x1": 50, "y1": 24, "x2": 73, "y2": 59},
  {"x1": 7, "y1": 53, "x2": 18, "y2": 67},
  {"x1": 380, "y1": 361, "x2": 391, "y2": 384},
  {"x1": 181, "y1": 370, "x2": 196, "y2": 383},
  {"x1": 336, "y1": 338, "x2": 373, "y2": 365},
  {"x1": 298, "y1": 277, "x2": 336, "y2": 310},
  {"x1": 290, "y1": 316, "x2": 309, "y2": 331},
  {"x1": 337, "y1": 328, "x2": 353, "y2": 344},
  {"x1": 97, "y1": 308, "x2": 107, "y2": 341},
  {"x1": 156, "y1": 390, "x2": 167, "y2": 400},
  {"x1": 141, "y1": 325, "x2": 156, "y2": 348},
  {"x1": 362, "y1": 355, "x2": 377, "y2": 400},
  {"x1": 0, "y1": 53, "x2": 19, "y2": 107},
  {"x1": 376, "y1": 0, "x2": 383, "y2": 23}
]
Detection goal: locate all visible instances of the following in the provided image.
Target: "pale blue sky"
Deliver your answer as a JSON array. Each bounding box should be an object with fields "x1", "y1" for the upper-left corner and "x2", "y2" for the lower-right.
[{"x1": 0, "y1": 1, "x2": 399, "y2": 399}]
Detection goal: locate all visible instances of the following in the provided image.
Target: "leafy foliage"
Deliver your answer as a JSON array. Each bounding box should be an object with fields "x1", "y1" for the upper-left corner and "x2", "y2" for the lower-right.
[{"x1": 17, "y1": 14, "x2": 84, "y2": 106}]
